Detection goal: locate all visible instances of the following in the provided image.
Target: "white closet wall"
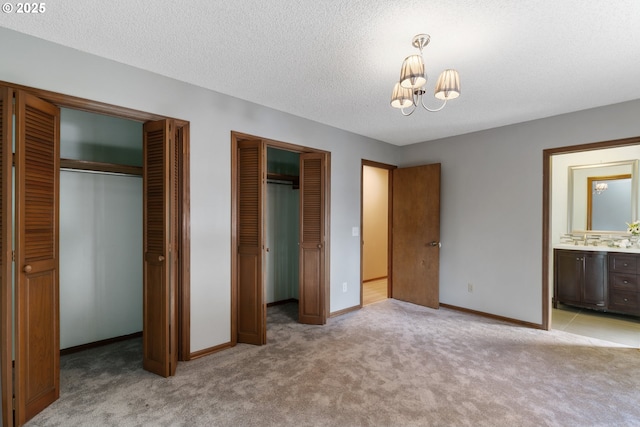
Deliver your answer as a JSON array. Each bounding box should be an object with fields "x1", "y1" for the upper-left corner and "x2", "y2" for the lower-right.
[
  {"x1": 265, "y1": 182, "x2": 299, "y2": 303},
  {"x1": 59, "y1": 172, "x2": 142, "y2": 348}
]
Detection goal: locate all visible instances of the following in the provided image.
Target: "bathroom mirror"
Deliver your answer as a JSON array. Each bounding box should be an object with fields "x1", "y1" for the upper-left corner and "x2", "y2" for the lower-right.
[{"x1": 568, "y1": 160, "x2": 639, "y2": 232}]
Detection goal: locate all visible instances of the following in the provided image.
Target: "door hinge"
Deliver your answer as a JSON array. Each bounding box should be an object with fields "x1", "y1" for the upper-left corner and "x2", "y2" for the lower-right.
[
  {"x1": 12, "y1": 396, "x2": 15, "y2": 410},
  {"x1": 11, "y1": 250, "x2": 14, "y2": 262}
]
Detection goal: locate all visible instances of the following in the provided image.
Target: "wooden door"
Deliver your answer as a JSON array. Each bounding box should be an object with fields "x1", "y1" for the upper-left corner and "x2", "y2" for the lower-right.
[
  {"x1": 0, "y1": 87, "x2": 13, "y2": 427},
  {"x1": 14, "y1": 91, "x2": 60, "y2": 425},
  {"x1": 236, "y1": 140, "x2": 266, "y2": 345},
  {"x1": 299, "y1": 153, "x2": 326, "y2": 325},
  {"x1": 391, "y1": 163, "x2": 440, "y2": 308},
  {"x1": 143, "y1": 119, "x2": 178, "y2": 377}
]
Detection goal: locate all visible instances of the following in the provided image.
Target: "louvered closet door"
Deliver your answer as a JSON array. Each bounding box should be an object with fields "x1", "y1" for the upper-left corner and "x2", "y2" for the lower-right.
[
  {"x1": 237, "y1": 140, "x2": 266, "y2": 345},
  {"x1": 143, "y1": 119, "x2": 178, "y2": 377},
  {"x1": 14, "y1": 91, "x2": 60, "y2": 425},
  {"x1": 299, "y1": 153, "x2": 326, "y2": 325},
  {"x1": 0, "y1": 87, "x2": 13, "y2": 427}
]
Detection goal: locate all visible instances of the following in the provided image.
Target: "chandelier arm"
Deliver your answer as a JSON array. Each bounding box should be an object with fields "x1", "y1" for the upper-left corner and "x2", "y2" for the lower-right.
[
  {"x1": 400, "y1": 104, "x2": 417, "y2": 116},
  {"x1": 420, "y1": 96, "x2": 448, "y2": 112}
]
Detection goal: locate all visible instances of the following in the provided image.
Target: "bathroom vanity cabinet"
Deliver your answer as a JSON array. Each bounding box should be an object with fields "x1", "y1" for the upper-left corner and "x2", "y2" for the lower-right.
[
  {"x1": 554, "y1": 248, "x2": 640, "y2": 316},
  {"x1": 554, "y1": 249, "x2": 607, "y2": 310}
]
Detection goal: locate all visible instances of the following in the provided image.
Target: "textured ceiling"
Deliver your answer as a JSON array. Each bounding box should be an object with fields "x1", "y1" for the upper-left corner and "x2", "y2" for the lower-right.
[{"x1": 2, "y1": 0, "x2": 640, "y2": 146}]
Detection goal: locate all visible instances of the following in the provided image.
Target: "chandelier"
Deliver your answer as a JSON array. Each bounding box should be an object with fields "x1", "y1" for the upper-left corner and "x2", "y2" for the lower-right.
[
  {"x1": 593, "y1": 182, "x2": 608, "y2": 195},
  {"x1": 390, "y1": 34, "x2": 461, "y2": 116}
]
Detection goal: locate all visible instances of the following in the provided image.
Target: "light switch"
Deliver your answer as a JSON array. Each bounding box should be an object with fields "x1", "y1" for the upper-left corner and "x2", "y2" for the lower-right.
[{"x1": 352, "y1": 226, "x2": 359, "y2": 237}]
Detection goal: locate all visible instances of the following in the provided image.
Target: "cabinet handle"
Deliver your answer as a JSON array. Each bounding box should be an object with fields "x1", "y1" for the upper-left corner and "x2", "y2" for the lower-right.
[
  {"x1": 623, "y1": 263, "x2": 629, "y2": 267},
  {"x1": 624, "y1": 298, "x2": 629, "y2": 302},
  {"x1": 23, "y1": 265, "x2": 32, "y2": 273},
  {"x1": 623, "y1": 280, "x2": 629, "y2": 284}
]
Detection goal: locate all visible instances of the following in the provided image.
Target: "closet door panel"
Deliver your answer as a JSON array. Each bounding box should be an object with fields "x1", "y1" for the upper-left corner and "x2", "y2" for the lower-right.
[
  {"x1": 299, "y1": 153, "x2": 326, "y2": 325},
  {"x1": 143, "y1": 119, "x2": 177, "y2": 377},
  {"x1": 14, "y1": 91, "x2": 60, "y2": 425},
  {"x1": 237, "y1": 140, "x2": 266, "y2": 345},
  {"x1": 0, "y1": 87, "x2": 13, "y2": 427}
]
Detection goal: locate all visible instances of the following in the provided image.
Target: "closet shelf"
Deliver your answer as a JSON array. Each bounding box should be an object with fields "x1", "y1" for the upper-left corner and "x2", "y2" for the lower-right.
[
  {"x1": 60, "y1": 158, "x2": 143, "y2": 176},
  {"x1": 267, "y1": 173, "x2": 299, "y2": 189}
]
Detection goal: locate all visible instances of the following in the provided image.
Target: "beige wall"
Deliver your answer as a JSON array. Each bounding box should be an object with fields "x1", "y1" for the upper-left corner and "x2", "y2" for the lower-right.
[{"x1": 362, "y1": 166, "x2": 389, "y2": 281}]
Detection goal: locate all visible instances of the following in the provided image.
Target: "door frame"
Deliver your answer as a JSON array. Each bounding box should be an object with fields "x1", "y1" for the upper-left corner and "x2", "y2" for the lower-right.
[
  {"x1": 360, "y1": 160, "x2": 396, "y2": 307},
  {"x1": 230, "y1": 131, "x2": 331, "y2": 345},
  {"x1": 542, "y1": 135, "x2": 640, "y2": 331},
  {"x1": 0, "y1": 81, "x2": 191, "y2": 427}
]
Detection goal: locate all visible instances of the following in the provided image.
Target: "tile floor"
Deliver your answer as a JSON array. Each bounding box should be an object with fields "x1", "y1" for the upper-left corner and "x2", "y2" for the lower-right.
[{"x1": 552, "y1": 304, "x2": 640, "y2": 347}]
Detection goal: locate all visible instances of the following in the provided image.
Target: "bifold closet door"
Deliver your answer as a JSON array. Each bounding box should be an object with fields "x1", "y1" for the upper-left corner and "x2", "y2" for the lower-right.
[
  {"x1": 14, "y1": 91, "x2": 60, "y2": 425},
  {"x1": 143, "y1": 119, "x2": 178, "y2": 377},
  {"x1": 298, "y1": 152, "x2": 327, "y2": 325},
  {"x1": 236, "y1": 139, "x2": 266, "y2": 345},
  {"x1": 0, "y1": 87, "x2": 13, "y2": 427}
]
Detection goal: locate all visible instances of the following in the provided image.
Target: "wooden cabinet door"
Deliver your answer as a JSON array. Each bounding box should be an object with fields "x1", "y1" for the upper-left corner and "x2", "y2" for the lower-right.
[
  {"x1": 237, "y1": 140, "x2": 266, "y2": 344},
  {"x1": 298, "y1": 153, "x2": 326, "y2": 325},
  {"x1": 14, "y1": 91, "x2": 60, "y2": 425},
  {"x1": 554, "y1": 250, "x2": 582, "y2": 306},
  {"x1": 391, "y1": 164, "x2": 440, "y2": 309},
  {"x1": 0, "y1": 87, "x2": 13, "y2": 427},
  {"x1": 143, "y1": 119, "x2": 178, "y2": 377},
  {"x1": 583, "y1": 252, "x2": 607, "y2": 308}
]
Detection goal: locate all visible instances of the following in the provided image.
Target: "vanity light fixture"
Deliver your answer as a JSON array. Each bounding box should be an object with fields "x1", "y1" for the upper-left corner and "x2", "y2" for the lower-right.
[
  {"x1": 594, "y1": 182, "x2": 608, "y2": 195},
  {"x1": 390, "y1": 34, "x2": 461, "y2": 116}
]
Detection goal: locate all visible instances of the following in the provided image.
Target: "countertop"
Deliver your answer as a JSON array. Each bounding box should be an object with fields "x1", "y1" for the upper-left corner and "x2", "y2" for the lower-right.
[{"x1": 553, "y1": 243, "x2": 640, "y2": 254}]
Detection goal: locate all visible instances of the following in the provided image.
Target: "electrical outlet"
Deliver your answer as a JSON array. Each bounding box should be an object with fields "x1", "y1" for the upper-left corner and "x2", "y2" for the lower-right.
[
  {"x1": 467, "y1": 283, "x2": 474, "y2": 293},
  {"x1": 342, "y1": 282, "x2": 348, "y2": 292}
]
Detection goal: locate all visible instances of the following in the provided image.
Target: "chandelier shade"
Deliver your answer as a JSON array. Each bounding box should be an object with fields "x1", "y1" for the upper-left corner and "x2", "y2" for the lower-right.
[
  {"x1": 434, "y1": 69, "x2": 461, "y2": 100},
  {"x1": 390, "y1": 83, "x2": 414, "y2": 109},
  {"x1": 400, "y1": 54, "x2": 427, "y2": 89}
]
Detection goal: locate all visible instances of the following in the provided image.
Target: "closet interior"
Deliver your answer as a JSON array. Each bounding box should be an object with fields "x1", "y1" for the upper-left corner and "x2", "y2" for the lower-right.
[
  {"x1": 59, "y1": 107, "x2": 143, "y2": 350},
  {"x1": 265, "y1": 147, "x2": 300, "y2": 307}
]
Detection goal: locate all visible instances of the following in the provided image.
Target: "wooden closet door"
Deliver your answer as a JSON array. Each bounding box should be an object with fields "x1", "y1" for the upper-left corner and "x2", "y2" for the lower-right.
[
  {"x1": 14, "y1": 91, "x2": 60, "y2": 425},
  {"x1": 299, "y1": 152, "x2": 326, "y2": 325},
  {"x1": 236, "y1": 139, "x2": 266, "y2": 345},
  {"x1": 143, "y1": 119, "x2": 178, "y2": 377},
  {"x1": 0, "y1": 87, "x2": 13, "y2": 427}
]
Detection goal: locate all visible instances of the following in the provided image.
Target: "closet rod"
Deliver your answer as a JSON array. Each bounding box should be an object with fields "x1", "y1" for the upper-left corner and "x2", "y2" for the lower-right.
[{"x1": 60, "y1": 158, "x2": 143, "y2": 177}]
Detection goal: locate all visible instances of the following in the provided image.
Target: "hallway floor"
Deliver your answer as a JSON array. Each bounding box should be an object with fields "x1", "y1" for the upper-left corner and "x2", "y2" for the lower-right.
[
  {"x1": 552, "y1": 303, "x2": 640, "y2": 347},
  {"x1": 363, "y1": 278, "x2": 388, "y2": 305}
]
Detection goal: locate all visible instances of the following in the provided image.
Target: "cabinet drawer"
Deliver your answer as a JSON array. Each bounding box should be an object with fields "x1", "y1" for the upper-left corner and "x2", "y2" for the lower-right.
[
  {"x1": 610, "y1": 273, "x2": 639, "y2": 292},
  {"x1": 609, "y1": 254, "x2": 637, "y2": 274},
  {"x1": 608, "y1": 290, "x2": 640, "y2": 313}
]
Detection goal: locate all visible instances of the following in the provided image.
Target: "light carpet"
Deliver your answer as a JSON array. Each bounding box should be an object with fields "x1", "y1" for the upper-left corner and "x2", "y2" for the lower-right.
[{"x1": 26, "y1": 300, "x2": 640, "y2": 427}]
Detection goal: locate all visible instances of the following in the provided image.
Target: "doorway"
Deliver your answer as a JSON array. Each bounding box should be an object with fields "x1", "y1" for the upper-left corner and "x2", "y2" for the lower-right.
[
  {"x1": 0, "y1": 84, "x2": 191, "y2": 427},
  {"x1": 543, "y1": 136, "x2": 640, "y2": 338},
  {"x1": 361, "y1": 161, "x2": 392, "y2": 306},
  {"x1": 231, "y1": 132, "x2": 330, "y2": 346},
  {"x1": 58, "y1": 108, "x2": 143, "y2": 354},
  {"x1": 360, "y1": 160, "x2": 441, "y2": 310}
]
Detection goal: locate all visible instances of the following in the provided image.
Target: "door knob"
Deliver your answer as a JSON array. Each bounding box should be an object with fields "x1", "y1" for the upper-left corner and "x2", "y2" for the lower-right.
[
  {"x1": 23, "y1": 265, "x2": 32, "y2": 273},
  {"x1": 317, "y1": 244, "x2": 322, "y2": 249},
  {"x1": 158, "y1": 255, "x2": 165, "y2": 262},
  {"x1": 429, "y1": 241, "x2": 441, "y2": 247}
]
